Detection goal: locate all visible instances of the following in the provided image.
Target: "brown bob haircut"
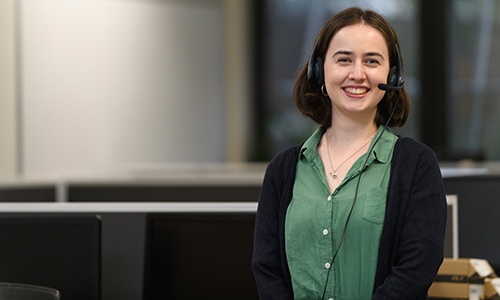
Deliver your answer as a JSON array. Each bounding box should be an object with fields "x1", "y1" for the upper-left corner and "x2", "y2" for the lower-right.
[{"x1": 293, "y1": 7, "x2": 411, "y2": 128}]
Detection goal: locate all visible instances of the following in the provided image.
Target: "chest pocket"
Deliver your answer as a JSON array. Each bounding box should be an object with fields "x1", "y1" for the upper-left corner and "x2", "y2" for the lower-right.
[{"x1": 363, "y1": 187, "x2": 387, "y2": 225}]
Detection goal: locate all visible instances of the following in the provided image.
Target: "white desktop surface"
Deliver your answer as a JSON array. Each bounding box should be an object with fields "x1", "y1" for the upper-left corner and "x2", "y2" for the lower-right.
[{"x1": 0, "y1": 202, "x2": 258, "y2": 213}]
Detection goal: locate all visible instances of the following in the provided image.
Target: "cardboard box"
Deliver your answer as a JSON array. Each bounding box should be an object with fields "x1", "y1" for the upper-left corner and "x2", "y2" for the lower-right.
[
  {"x1": 484, "y1": 278, "x2": 500, "y2": 300},
  {"x1": 429, "y1": 282, "x2": 484, "y2": 300},
  {"x1": 429, "y1": 259, "x2": 497, "y2": 300},
  {"x1": 435, "y1": 258, "x2": 497, "y2": 284}
]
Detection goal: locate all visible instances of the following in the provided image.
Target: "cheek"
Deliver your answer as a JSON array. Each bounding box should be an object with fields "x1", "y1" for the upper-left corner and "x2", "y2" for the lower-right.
[
  {"x1": 373, "y1": 88, "x2": 387, "y2": 103},
  {"x1": 324, "y1": 66, "x2": 348, "y2": 86},
  {"x1": 368, "y1": 71, "x2": 389, "y2": 101},
  {"x1": 370, "y1": 69, "x2": 389, "y2": 84}
]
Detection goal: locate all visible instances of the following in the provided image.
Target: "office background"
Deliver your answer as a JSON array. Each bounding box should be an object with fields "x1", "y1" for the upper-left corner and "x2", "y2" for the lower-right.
[
  {"x1": 0, "y1": 0, "x2": 500, "y2": 299},
  {"x1": 2, "y1": 0, "x2": 500, "y2": 179},
  {"x1": 0, "y1": 0, "x2": 254, "y2": 179}
]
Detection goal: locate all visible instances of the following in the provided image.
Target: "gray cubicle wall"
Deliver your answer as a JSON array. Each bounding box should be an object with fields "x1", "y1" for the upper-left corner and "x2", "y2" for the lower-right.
[
  {"x1": 1, "y1": 172, "x2": 499, "y2": 281},
  {"x1": 0, "y1": 183, "x2": 261, "y2": 202},
  {"x1": 0, "y1": 167, "x2": 265, "y2": 202},
  {"x1": 443, "y1": 175, "x2": 500, "y2": 272},
  {"x1": 0, "y1": 214, "x2": 101, "y2": 300},
  {"x1": 0, "y1": 202, "x2": 258, "y2": 300}
]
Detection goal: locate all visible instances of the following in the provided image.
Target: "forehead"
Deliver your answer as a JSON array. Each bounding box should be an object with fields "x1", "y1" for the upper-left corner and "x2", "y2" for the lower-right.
[{"x1": 327, "y1": 24, "x2": 389, "y2": 56}]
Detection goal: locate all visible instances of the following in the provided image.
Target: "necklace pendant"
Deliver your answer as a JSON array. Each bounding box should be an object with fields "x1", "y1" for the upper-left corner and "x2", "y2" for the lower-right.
[{"x1": 329, "y1": 172, "x2": 337, "y2": 180}]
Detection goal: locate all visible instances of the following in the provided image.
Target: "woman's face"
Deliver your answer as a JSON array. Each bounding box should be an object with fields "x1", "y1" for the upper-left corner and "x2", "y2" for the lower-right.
[{"x1": 323, "y1": 23, "x2": 390, "y2": 123}]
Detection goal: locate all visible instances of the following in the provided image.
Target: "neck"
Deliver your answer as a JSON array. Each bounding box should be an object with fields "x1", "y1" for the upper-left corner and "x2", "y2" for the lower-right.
[{"x1": 327, "y1": 116, "x2": 378, "y2": 146}]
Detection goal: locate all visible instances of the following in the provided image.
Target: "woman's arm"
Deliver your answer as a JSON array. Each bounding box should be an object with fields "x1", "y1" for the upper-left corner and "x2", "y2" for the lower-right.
[{"x1": 252, "y1": 151, "x2": 296, "y2": 300}]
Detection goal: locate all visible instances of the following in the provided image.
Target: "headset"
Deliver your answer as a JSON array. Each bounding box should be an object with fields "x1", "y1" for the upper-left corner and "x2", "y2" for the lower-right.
[
  {"x1": 378, "y1": 44, "x2": 405, "y2": 92},
  {"x1": 307, "y1": 43, "x2": 325, "y2": 85},
  {"x1": 306, "y1": 41, "x2": 405, "y2": 300}
]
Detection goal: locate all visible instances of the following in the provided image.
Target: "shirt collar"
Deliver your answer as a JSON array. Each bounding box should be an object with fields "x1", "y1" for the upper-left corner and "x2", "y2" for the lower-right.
[
  {"x1": 369, "y1": 125, "x2": 396, "y2": 164},
  {"x1": 299, "y1": 126, "x2": 325, "y2": 162},
  {"x1": 299, "y1": 125, "x2": 396, "y2": 165}
]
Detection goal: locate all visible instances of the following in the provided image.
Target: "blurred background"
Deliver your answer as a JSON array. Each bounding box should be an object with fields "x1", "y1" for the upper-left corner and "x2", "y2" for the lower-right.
[
  {"x1": 1, "y1": 0, "x2": 499, "y2": 178},
  {"x1": 256, "y1": 0, "x2": 500, "y2": 162},
  {"x1": 1, "y1": 1, "x2": 500, "y2": 298}
]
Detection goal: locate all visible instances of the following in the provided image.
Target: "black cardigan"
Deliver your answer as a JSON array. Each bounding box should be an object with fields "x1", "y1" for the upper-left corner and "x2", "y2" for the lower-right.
[{"x1": 252, "y1": 136, "x2": 447, "y2": 299}]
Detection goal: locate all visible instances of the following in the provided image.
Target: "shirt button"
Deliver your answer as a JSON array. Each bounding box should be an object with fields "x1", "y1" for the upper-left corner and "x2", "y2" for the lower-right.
[
  {"x1": 327, "y1": 195, "x2": 332, "y2": 201},
  {"x1": 322, "y1": 229, "x2": 329, "y2": 235},
  {"x1": 325, "y1": 262, "x2": 331, "y2": 269}
]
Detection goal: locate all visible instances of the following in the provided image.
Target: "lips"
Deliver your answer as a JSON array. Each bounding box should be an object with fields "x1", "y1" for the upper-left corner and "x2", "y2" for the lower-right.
[{"x1": 343, "y1": 87, "x2": 369, "y2": 95}]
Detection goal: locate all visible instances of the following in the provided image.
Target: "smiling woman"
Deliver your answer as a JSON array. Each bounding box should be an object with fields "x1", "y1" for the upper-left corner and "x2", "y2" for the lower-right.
[
  {"x1": 253, "y1": 7, "x2": 447, "y2": 300},
  {"x1": 293, "y1": 9, "x2": 411, "y2": 130},
  {"x1": 323, "y1": 24, "x2": 390, "y2": 124}
]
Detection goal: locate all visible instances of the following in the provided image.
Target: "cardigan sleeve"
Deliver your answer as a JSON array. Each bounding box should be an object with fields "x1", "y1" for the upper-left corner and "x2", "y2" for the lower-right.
[
  {"x1": 252, "y1": 147, "x2": 298, "y2": 300},
  {"x1": 373, "y1": 138, "x2": 447, "y2": 299}
]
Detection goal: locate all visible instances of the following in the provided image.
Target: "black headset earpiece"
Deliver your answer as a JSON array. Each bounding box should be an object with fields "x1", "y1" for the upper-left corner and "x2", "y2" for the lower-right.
[
  {"x1": 307, "y1": 43, "x2": 324, "y2": 85},
  {"x1": 393, "y1": 44, "x2": 404, "y2": 87},
  {"x1": 378, "y1": 44, "x2": 404, "y2": 91},
  {"x1": 387, "y1": 66, "x2": 398, "y2": 87}
]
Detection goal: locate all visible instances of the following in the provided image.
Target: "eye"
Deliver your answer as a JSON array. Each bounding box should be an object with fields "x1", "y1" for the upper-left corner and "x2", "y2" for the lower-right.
[
  {"x1": 365, "y1": 58, "x2": 380, "y2": 67},
  {"x1": 365, "y1": 58, "x2": 380, "y2": 65},
  {"x1": 337, "y1": 57, "x2": 351, "y2": 64}
]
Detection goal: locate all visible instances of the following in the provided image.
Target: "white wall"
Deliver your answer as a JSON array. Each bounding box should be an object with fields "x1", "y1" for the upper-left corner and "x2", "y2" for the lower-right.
[
  {"x1": 19, "y1": 0, "x2": 226, "y2": 177},
  {"x1": 0, "y1": 0, "x2": 19, "y2": 178}
]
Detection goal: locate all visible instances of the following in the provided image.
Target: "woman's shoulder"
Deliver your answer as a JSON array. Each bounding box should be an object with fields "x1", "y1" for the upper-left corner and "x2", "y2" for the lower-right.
[
  {"x1": 392, "y1": 136, "x2": 440, "y2": 173},
  {"x1": 268, "y1": 144, "x2": 303, "y2": 167},
  {"x1": 394, "y1": 136, "x2": 437, "y2": 158},
  {"x1": 262, "y1": 144, "x2": 303, "y2": 184},
  {"x1": 259, "y1": 144, "x2": 303, "y2": 198}
]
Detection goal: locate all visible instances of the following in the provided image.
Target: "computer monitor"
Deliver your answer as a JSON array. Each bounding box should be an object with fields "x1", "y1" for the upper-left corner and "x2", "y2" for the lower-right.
[
  {"x1": 0, "y1": 214, "x2": 101, "y2": 300},
  {"x1": 143, "y1": 212, "x2": 258, "y2": 300},
  {"x1": 444, "y1": 195, "x2": 459, "y2": 259}
]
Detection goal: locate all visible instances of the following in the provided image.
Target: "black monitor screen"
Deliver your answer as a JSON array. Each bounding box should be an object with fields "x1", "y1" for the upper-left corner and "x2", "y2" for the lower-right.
[
  {"x1": 0, "y1": 214, "x2": 101, "y2": 300},
  {"x1": 143, "y1": 213, "x2": 258, "y2": 300}
]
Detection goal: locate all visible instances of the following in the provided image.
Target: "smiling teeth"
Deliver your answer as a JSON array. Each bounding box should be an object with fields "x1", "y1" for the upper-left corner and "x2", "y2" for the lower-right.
[{"x1": 344, "y1": 87, "x2": 368, "y2": 95}]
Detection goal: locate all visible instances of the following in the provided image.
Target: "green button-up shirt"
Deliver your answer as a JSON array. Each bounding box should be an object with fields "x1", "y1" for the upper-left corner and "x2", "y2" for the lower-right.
[{"x1": 285, "y1": 125, "x2": 397, "y2": 300}]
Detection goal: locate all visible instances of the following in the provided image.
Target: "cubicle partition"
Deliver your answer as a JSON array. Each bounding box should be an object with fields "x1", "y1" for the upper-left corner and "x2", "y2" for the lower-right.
[
  {"x1": 1, "y1": 167, "x2": 499, "y2": 298},
  {"x1": 443, "y1": 174, "x2": 500, "y2": 272},
  {"x1": 0, "y1": 202, "x2": 258, "y2": 300},
  {"x1": 0, "y1": 213, "x2": 101, "y2": 300},
  {"x1": 0, "y1": 172, "x2": 264, "y2": 203},
  {"x1": 143, "y1": 211, "x2": 257, "y2": 300}
]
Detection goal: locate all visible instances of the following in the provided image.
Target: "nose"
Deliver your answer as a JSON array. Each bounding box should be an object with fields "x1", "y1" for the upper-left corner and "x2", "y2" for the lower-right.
[{"x1": 349, "y1": 61, "x2": 366, "y2": 82}]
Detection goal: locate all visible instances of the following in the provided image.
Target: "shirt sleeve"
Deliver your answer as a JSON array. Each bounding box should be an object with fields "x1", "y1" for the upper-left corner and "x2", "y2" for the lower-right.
[{"x1": 372, "y1": 144, "x2": 447, "y2": 299}]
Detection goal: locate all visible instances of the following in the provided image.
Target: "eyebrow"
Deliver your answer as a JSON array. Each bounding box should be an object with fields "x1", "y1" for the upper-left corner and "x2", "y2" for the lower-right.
[{"x1": 332, "y1": 50, "x2": 386, "y2": 60}]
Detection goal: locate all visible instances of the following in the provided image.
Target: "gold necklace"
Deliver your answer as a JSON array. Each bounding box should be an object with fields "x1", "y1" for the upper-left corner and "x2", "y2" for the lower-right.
[{"x1": 324, "y1": 133, "x2": 373, "y2": 180}]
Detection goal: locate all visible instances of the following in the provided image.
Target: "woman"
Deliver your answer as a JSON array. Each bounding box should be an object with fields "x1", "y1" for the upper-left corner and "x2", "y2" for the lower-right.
[{"x1": 252, "y1": 7, "x2": 447, "y2": 300}]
